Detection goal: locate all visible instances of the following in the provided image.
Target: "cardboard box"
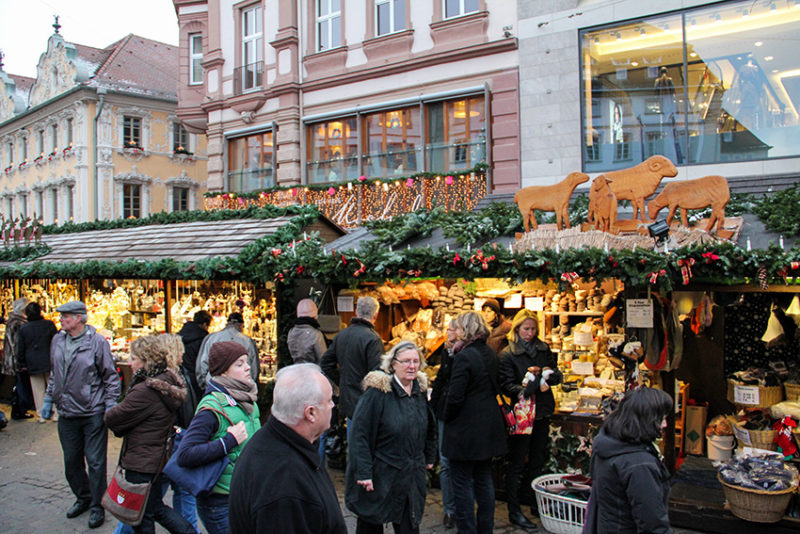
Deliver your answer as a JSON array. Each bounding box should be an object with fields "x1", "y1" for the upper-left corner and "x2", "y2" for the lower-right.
[{"x1": 684, "y1": 405, "x2": 708, "y2": 455}]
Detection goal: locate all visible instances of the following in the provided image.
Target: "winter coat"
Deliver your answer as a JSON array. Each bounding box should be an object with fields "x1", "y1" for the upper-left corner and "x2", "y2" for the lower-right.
[
  {"x1": 287, "y1": 318, "x2": 327, "y2": 364},
  {"x1": 1, "y1": 312, "x2": 26, "y2": 375},
  {"x1": 320, "y1": 317, "x2": 384, "y2": 419},
  {"x1": 16, "y1": 318, "x2": 57, "y2": 374},
  {"x1": 46, "y1": 325, "x2": 121, "y2": 417},
  {"x1": 442, "y1": 339, "x2": 508, "y2": 461},
  {"x1": 105, "y1": 369, "x2": 187, "y2": 473},
  {"x1": 487, "y1": 318, "x2": 512, "y2": 354},
  {"x1": 583, "y1": 429, "x2": 672, "y2": 534},
  {"x1": 229, "y1": 416, "x2": 347, "y2": 534},
  {"x1": 195, "y1": 326, "x2": 260, "y2": 390},
  {"x1": 177, "y1": 320, "x2": 208, "y2": 397},
  {"x1": 499, "y1": 338, "x2": 562, "y2": 420},
  {"x1": 346, "y1": 370, "x2": 436, "y2": 527},
  {"x1": 429, "y1": 345, "x2": 454, "y2": 420},
  {"x1": 177, "y1": 382, "x2": 261, "y2": 497}
]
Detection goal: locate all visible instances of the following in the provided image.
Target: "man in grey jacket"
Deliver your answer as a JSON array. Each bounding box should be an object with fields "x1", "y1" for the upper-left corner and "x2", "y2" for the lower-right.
[
  {"x1": 40, "y1": 301, "x2": 120, "y2": 529},
  {"x1": 195, "y1": 312, "x2": 260, "y2": 389},
  {"x1": 287, "y1": 299, "x2": 327, "y2": 364}
]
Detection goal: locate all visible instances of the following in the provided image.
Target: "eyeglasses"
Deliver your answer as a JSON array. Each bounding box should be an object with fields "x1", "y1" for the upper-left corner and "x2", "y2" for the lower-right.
[{"x1": 394, "y1": 359, "x2": 420, "y2": 367}]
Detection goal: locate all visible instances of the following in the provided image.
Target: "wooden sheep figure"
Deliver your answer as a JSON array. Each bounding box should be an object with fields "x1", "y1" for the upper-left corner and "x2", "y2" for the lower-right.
[
  {"x1": 647, "y1": 175, "x2": 730, "y2": 233},
  {"x1": 600, "y1": 155, "x2": 678, "y2": 223},
  {"x1": 588, "y1": 176, "x2": 618, "y2": 234},
  {"x1": 514, "y1": 172, "x2": 589, "y2": 232}
]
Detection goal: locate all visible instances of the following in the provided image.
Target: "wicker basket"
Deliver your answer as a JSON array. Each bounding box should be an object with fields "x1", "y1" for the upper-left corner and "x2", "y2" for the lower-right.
[
  {"x1": 726, "y1": 380, "x2": 783, "y2": 408},
  {"x1": 735, "y1": 424, "x2": 778, "y2": 451},
  {"x1": 718, "y1": 475, "x2": 797, "y2": 523},
  {"x1": 785, "y1": 382, "x2": 800, "y2": 402}
]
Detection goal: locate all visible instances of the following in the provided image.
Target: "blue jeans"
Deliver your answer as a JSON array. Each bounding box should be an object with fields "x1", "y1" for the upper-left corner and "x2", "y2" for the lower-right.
[
  {"x1": 450, "y1": 459, "x2": 495, "y2": 534},
  {"x1": 123, "y1": 471, "x2": 195, "y2": 534},
  {"x1": 57, "y1": 413, "x2": 108, "y2": 512},
  {"x1": 438, "y1": 420, "x2": 456, "y2": 515},
  {"x1": 197, "y1": 500, "x2": 229, "y2": 534}
]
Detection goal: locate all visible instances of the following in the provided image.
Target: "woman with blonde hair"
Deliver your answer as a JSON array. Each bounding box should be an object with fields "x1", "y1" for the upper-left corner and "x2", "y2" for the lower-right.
[
  {"x1": 499, "y1": 309, "x2": 561, "y2": 528},
  {"x1": 104, "y1": 336, "x2": 195, "y2": 534},
  {"x1": 442, "y1": 312, "x2": 507, "y2": 533},
  {"x1": 346, "y1": 341, "x2": 436, "y2": 533}
]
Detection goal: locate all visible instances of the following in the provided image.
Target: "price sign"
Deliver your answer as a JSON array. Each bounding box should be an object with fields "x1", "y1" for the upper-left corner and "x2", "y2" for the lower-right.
[
  {"x1": 626, "y1": 299, "x2": 653, "y2": 328},
  {"x1": 732, "y1": 424, "x2": 751, "y2": 446},
  {"x1": 336, "y1": 296, "x2": 354, "y2": 313},
  {"x1": 505, "y1": 293, "x2": 522, "y2": 308},
  {"x1": 525, "y1": 297, "x2": 544, "y2": 311},
  {"x1": 571, "y1": 361, "x2": 595, "y2": 375},
  {"x1": 733, "y1": 385, "x2": 760, "y2": 406}
]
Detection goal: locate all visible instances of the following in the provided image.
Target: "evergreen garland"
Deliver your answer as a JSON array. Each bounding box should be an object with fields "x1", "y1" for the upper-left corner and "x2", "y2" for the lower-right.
[{"x1": 753, "y1": 184, "x2": 800, "y2": 237}]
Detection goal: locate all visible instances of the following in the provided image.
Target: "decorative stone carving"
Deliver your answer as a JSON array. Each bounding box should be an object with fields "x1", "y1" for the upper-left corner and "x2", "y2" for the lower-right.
[
  {"x1": 28, "y1": 34, "x2": 81, "y2": 107},
  {"x1": 241, "y1": 111, "x2": 255, "y2": 124},
  {"x1": 514, "y1": 172, "x2": 589, "y2": 232},
  {"x1": 647, "y1": 175, "x2": 730, "y2": 233}
]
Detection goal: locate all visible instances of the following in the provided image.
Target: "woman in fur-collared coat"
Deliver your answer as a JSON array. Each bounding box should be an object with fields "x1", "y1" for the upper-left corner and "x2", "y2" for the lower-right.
[{"x1": 346, "y1": 341, "x2": 437, "y2": 534}]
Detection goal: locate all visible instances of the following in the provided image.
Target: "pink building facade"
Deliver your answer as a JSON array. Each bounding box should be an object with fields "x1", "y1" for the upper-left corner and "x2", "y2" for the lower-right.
[{"x1": 173, "y1": 0, "x2": 520, "y2": 195}]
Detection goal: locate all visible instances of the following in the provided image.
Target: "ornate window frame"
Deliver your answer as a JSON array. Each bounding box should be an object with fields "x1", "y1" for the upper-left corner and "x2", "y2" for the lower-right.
[
  {"x1": 114, "y1": 168, "x2": 153, "y2": 219},
  {"x1": 166, "y1": 171, "x2": 199, "y2": 212}
]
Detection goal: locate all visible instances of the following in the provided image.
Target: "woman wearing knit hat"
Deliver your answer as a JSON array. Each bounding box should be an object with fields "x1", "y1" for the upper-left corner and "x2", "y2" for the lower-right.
[
  {"x1": 176, "y1": 341, "x2": 261, "y2": 534},
  {"x1": 481, "y1": 299, "x2": 511, "y2": 354}
]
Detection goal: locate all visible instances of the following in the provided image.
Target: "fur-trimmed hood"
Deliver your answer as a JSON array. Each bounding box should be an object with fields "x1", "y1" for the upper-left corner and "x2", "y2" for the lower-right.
[
  {"x1": 362, "y1": 369, "x2": 428, "y2": 394},
  {"x1": 145, "y1": 369, "x2": 187, "y2": 411}
]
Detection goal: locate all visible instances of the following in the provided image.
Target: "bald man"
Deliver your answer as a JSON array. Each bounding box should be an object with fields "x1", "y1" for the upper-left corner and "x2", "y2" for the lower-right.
[{"x1": 287, "y1": 299, "x2": 327, "y2": 365}]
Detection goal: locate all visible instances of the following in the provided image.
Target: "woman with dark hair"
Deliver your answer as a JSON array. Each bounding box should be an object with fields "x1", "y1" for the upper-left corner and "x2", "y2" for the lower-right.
[
  {"x1": 481, "y1": 299, "x2": 511, "y2": 354},
  {"x1": 16, "y1": 301, "x2": 57, "y2": 422},
  {"x1": 346, "y1": 341, "x2": 436, "y2": 534},
  {"x1": 442, "y1": 311, "x2": 508, "y2": 533},
  {"x1": 583, "y1": 387, "x2": 674, "y2": 534},
  {"x1": 499, "y1": 309, "x2": 561, "y2": 528}
]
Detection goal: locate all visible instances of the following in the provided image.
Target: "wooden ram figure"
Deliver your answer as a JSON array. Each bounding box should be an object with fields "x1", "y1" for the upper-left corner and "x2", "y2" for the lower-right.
[
  {"x1": 647, "y1": 175, "x2": 730, "y2": 233},
  {"x1": 588, "y1": 176, "x2": 618, "y2": 234},
  {"x1": 599, "y1": 155, "x2": 678, "y2": 223},
  {"x1": 514, "y1": 172, "x2": 589, "y2": 232}
]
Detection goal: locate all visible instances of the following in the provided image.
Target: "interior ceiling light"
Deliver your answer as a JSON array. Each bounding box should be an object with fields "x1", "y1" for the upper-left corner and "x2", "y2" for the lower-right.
[
  {"x1": 755, "y1": 41, "x2": 764, "y2": 46},
  {"x1": 765, "y1": 55, "x2": 774, "y2": 61}
]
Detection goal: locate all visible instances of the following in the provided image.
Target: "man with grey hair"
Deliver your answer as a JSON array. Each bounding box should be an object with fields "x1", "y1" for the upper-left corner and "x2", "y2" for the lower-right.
[
  {"x1": 195, "y1": 312, "x2": 260, "y2": 390},
  {"x1": 287, "y1": 298, "x2": 327, "y2": 364},
  {"x1": 321, "y1": 296, "x2": 383, "y2": 436},
  {"x1": 228, "y1": 363, "x2": 346, "y2": 534},
  {"x1": 40, "y1": 300, "x2": 120, "y2": 529}
]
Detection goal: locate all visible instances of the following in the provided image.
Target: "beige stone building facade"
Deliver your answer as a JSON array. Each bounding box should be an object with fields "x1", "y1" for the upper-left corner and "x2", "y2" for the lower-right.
[{"x1": 0, "y1": 28, "x2": 208, "y2": 223}]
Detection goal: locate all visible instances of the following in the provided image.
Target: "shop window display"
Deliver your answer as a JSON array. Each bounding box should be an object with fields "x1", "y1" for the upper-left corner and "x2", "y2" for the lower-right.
[{"x1": 581, "y1": 0, "x2": 800, "y2": 171}]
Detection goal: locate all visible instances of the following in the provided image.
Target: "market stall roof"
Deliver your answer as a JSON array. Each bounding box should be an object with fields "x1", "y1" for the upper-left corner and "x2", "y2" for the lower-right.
[{"x1": 37, "y1": 216, "x2": 344, "y2": 264}]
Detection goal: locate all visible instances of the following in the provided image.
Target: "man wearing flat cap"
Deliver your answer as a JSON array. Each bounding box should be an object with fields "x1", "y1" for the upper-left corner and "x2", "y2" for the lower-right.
[
  {"x1": 195, "y1": 312, "x2": 260, "y2": 390},
  {"x1": 41, "y1": 300, "x2": 120, "y2": 529}
]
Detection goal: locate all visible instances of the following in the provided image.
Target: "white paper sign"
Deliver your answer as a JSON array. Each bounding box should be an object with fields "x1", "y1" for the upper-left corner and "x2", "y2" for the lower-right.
[
  {"x1": 732, "y1": 425, "x2": 751, "y2": 446},
  {"x1": 626, "y1": 299, "x2": 653, "y2": 328},
  {"x1": 474, "y1": 297, "x2": 486, "y2": 311},
  {"x1": 505, "y1": 293, "x2": 522, "y2": 308},
  {"x1": 525, "y1": 297, "x2": 544, "y2": 311},
  {"x1": 574, "y1": 331, "x2": 594, "y2": 346},
  {"x1": 571, "y1": 361, "x2": 595, "y2": 375},
  {"x1": 733, "y1": 385, "x2": 760, "y2": 406},
  {"x1": 337, "y1": 296, "x2": 354, "y2": 313}
]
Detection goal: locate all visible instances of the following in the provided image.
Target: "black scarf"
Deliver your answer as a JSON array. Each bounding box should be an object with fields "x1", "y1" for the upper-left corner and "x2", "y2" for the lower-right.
[{"x1": 294, "y1": 316, "x2": 321, "y2": 329}]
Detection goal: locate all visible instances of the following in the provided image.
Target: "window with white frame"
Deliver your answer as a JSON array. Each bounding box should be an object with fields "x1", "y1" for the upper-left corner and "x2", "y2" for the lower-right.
[
  {"x1": 123, "y1": 116, "x2": 142, "y2": 148},
  {"x1": 5, "y1": 197, "x2": 13, "y2": 219},
  {"x1": 173, "y1": 123, "x2": 190, "y2": 153},
  {"x1": 376, "y1": 0, "x2": 405, "y2": 36},
  {"x1": 123, "y1": 184, "x2": 142, "y2": 218},
  {"x1": 51, "y1": 124, "x2": 58, "y2": 153},
  {"x1": 20, "y1": 139, "x2": 26, "y2": 161},
  {"x1": 65, "y1": 186, "x2": 74, "y2": 221},
  {"x1": 5, "y1": 142, "x2": 12, "y2": 165},
  {"x1": 444, "y1": 0, "x2": 478, "y2": 18},
  {"x1": 37, "y1": 130, "x2": 45, "y2": 156},
  {"x1": 189, "y1": 33, "x2": 203, "y2": 85},
  {"x1": 173, "y1": 186, "x2": 190, "y2": 212},
  {"x1": 49, "y1": 189, "x2": 58, "y2": 223},
  {"x1": 18, "y1": 194, "x2": 27, "y2": 218},
  {"x1": 241, "y1": 5, "x2": 263, "y2": 92},
  {"x1": 66, "y1": 118, "x2": 73, "y2": 147},
  {"x1": 316, "y1": 0, "x2": 342, "y2": 51},
  {"x1": 35, "y1": 191, "x2": 43, "y2": 219}
]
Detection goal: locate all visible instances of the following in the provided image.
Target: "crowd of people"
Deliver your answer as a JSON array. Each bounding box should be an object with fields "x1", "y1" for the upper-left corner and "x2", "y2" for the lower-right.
[{"x1": 0, "y1": 295, "x2": 674, "y2": 534}]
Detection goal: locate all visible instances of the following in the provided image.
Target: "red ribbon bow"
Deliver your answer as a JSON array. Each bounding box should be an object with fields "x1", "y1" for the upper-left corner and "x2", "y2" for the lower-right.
[
  {"x1": 470, "y1": 250, "x2": 496, "y2": 270},
  {"x1": 649, "y1": 269, "x2": 666, "y2": 284},
  {"x1": 353, "y1": 260, "x2": 366, "y2": 277},
  {"x1": 701, "y1": 252, "x2": 719, "y2": 262},
  {"x1": 453, "y1": 253, "x2": 461, "y2": 265},
  {"x1": 677, "y1": 258, "x2": 695, "y2": 285},
  {"x1": 271, "y1": 248, "x2": 282, "y2": 257},
  {"x1": 790, "y1": 262, "x2": 799, "y2": 270},
  {"x1": 560, "y1": 272, "x2": 579, "y2": 283},
  {"x1": 399, "y1": 269, "x2": 422, "y2": 278}
]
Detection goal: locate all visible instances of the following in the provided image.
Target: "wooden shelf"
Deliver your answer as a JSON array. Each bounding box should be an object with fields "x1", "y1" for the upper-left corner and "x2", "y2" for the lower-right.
[{"x1": 544, "y1": 311, "x2": 604, "y2": 316}]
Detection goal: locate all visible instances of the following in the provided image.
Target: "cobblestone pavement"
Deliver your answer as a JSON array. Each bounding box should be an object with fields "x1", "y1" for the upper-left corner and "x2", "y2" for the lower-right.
[{"x1": 0, "y1": 403, "x2": 702, "y2": 533}]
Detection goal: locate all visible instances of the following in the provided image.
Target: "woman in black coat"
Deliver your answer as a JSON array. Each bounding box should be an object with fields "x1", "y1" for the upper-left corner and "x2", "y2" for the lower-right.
[
  {"x1": 583, "y1": 387, "x2": 673, "y2": 534},
  {"x1": 16, "y1": 302, "x2": 57, "y2": 422},
  {"x1": 346, "y1": 341, "x2": 436, "y2": 534},
  {"x1": 442, "y1": 311, "x2": 508, "y2": 534},
  {"x1": 498, "y1": 309, "x2": 562, "y2": 526}
]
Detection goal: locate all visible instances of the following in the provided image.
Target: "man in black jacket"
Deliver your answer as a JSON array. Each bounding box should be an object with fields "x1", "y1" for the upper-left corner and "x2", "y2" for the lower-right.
[
  {"x1": 228, "y1": 363, "x2": 346, "y2": 534},
  {"x1": 177, "y1": 310, "x2": 211, "y2": 398},
  {"x1": 320, "y1": 296, "x2": 383, "y2": 438}
]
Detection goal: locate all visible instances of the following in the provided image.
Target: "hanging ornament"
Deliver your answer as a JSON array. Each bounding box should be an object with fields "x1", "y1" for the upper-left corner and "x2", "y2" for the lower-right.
[
  {"x1": 406, "y1": 177, "x2": 414, "y2": 187},
  {"x1": 677, "y1": 258, "x2": 695, "y2": 285},
  {"x1": 757, "y1": 265, "x2": 768, "y2": 290},
  {"x1": 445, "y1": 175, "x2": 454, "y2": 185},
  {"x1": 470, "y1": 250, "x2": 496, "y2": 270},
  {"x1": 560, "y1": 272, "x2": 579, "y2": 283},
  {"x1": 649, "y1": 269, "x2": 666, "y2": 284},
  {"x1": 327, "y1": 187, "x2": 336, "y2": 195},
  {"x1": 270, "y1": 248, "x2": 281, "y2": 257},
  {"x1": 358, "y1": 175, "x2": 367, "y2": 182}
]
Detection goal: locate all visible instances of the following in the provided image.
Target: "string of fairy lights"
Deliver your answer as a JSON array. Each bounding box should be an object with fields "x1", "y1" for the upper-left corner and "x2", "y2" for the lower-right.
[{"x1": 203, "y1": 171, "x2": 488, "y2": 229}]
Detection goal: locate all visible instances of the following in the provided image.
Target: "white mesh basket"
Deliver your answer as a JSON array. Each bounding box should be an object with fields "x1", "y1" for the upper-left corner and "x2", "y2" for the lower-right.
[{"x1": 532, "y1": 474, "x2": 588, "y2": 534}]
